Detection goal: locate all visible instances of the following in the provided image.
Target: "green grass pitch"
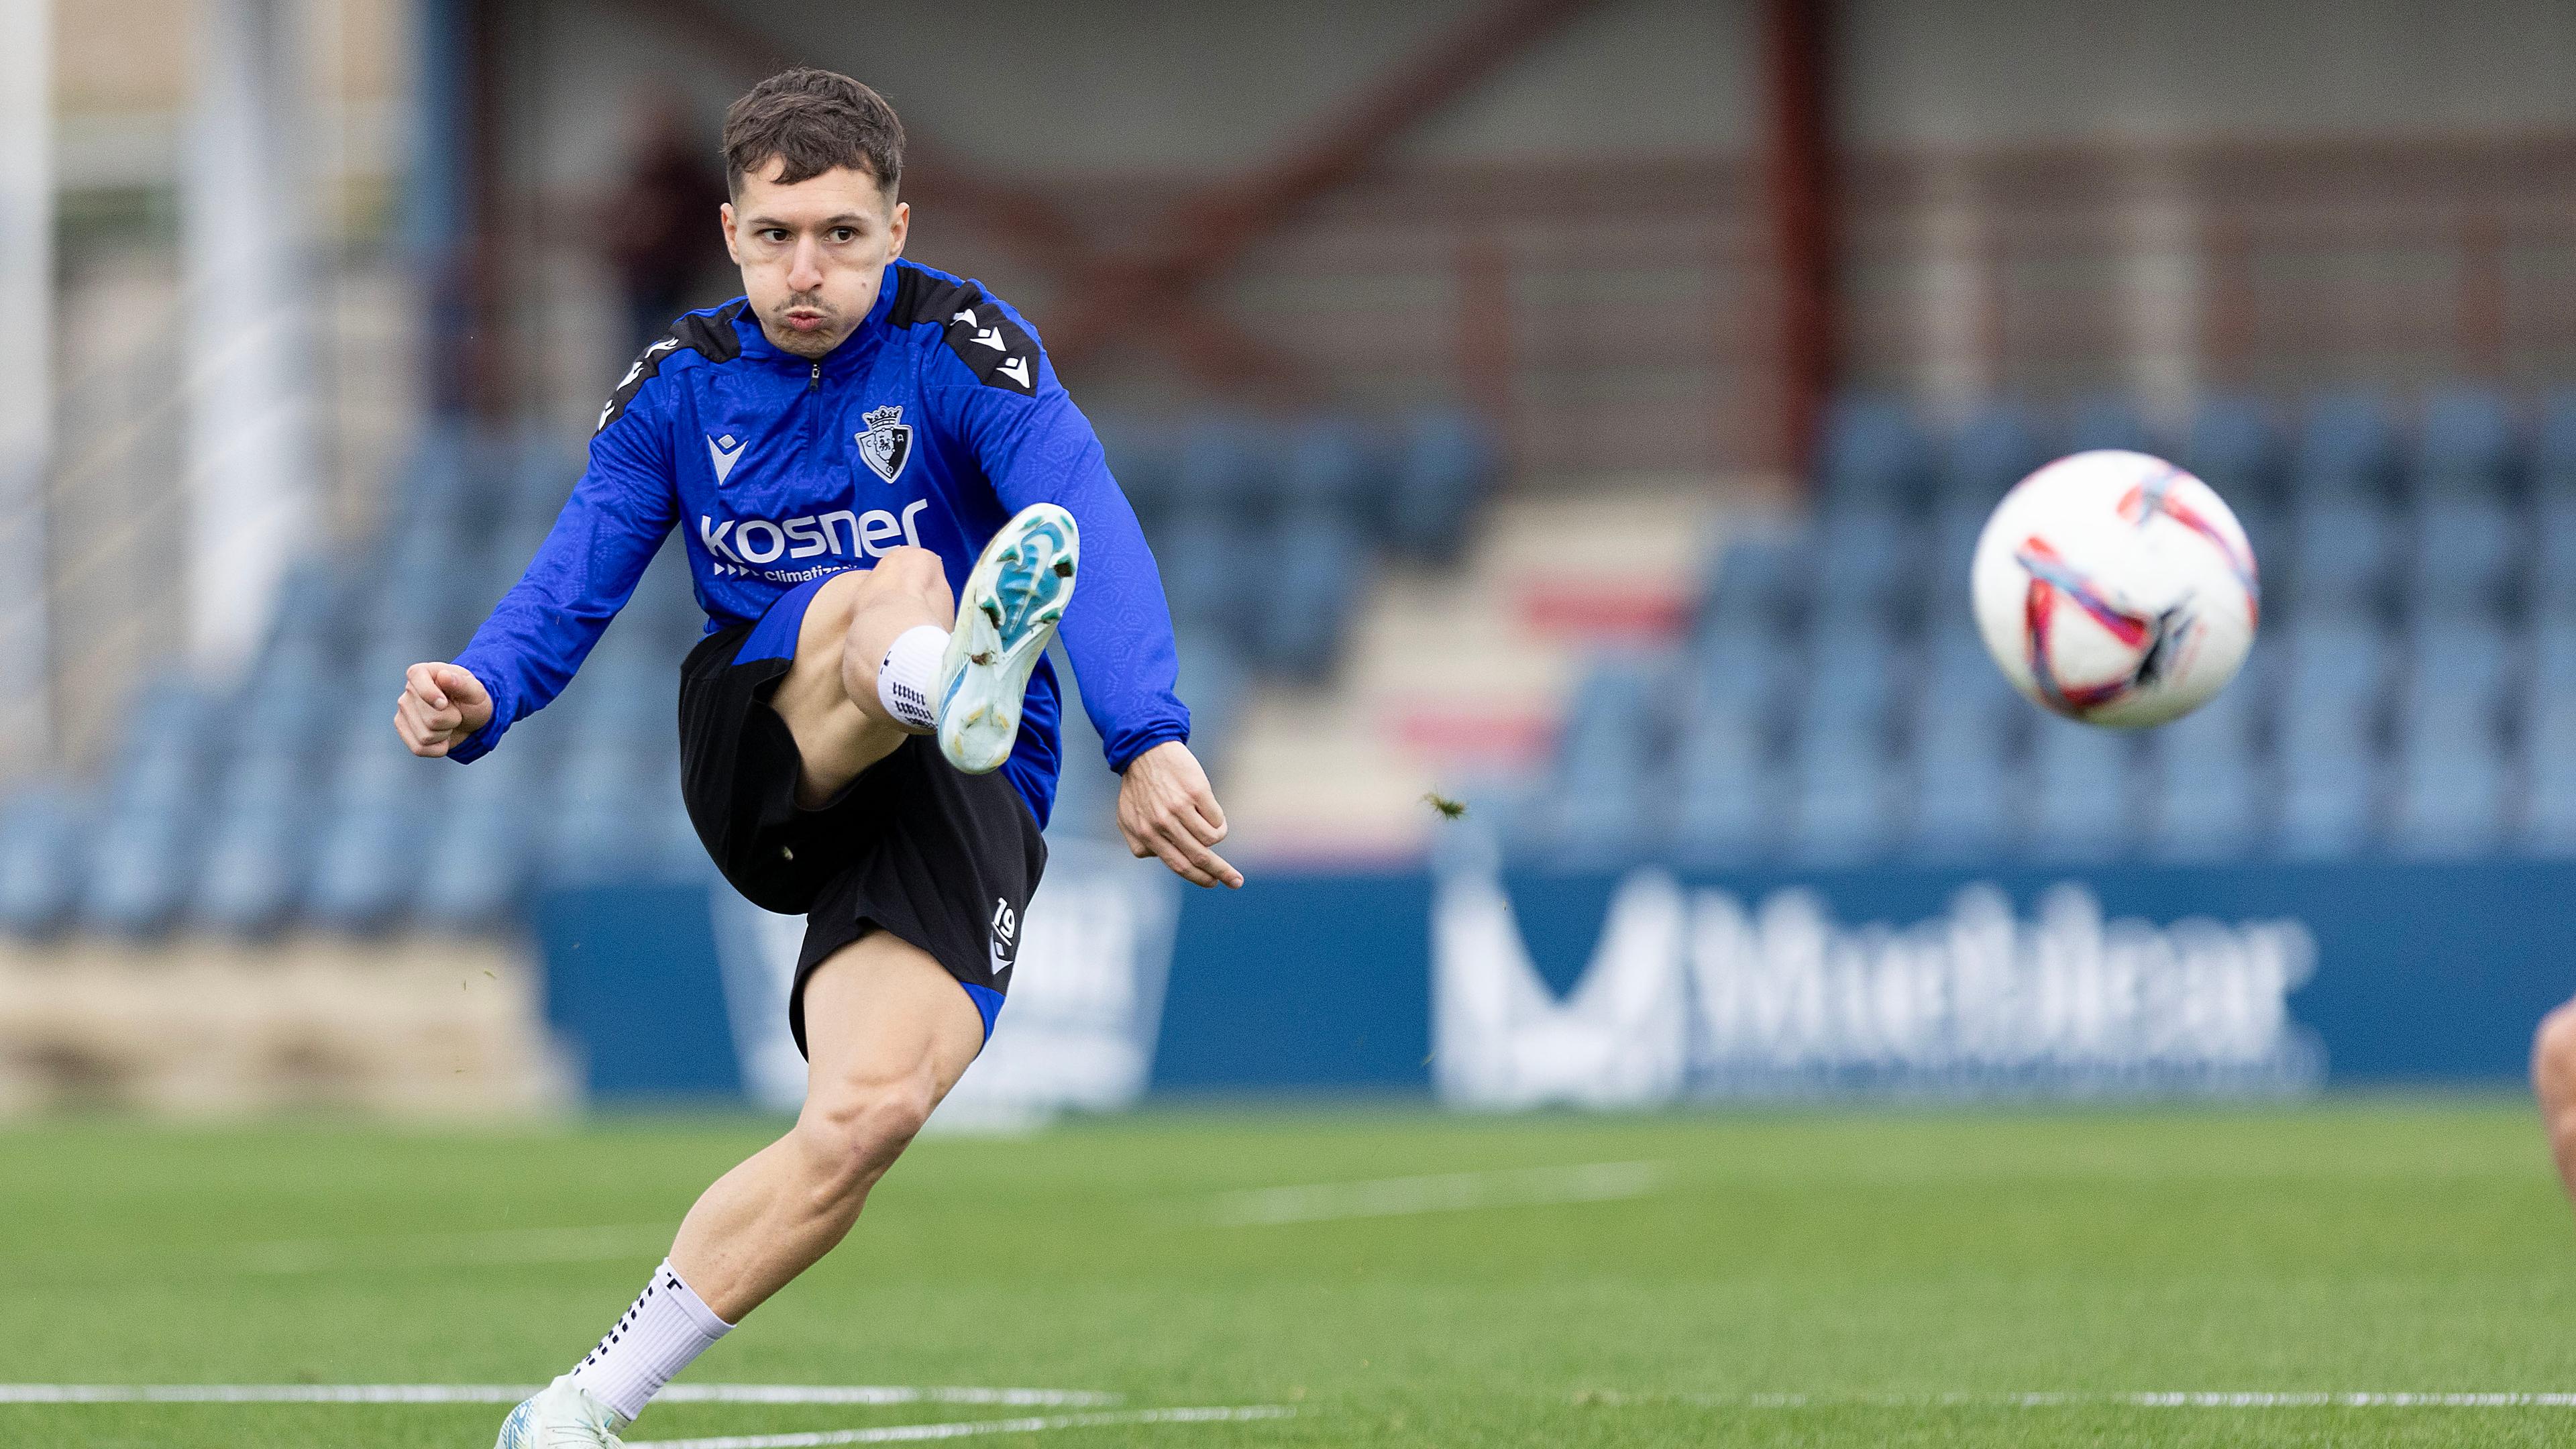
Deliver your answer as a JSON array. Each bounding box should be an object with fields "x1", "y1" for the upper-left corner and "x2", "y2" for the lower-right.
[{"x1": 5, "y1": 1101, "x2": 2575, "y2": 1446}]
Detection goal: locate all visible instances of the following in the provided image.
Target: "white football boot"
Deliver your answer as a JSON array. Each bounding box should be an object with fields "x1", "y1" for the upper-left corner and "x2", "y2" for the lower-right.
[
  {"x1": 937, "y1": 502, "x2": 1079, "y2": 774},
  {"x1": 494, "y1": 1375, "x2": 631, "y2": 1449}
]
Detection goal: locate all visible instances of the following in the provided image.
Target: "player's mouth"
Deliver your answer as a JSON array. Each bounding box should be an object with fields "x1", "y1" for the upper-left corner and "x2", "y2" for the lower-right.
[{"x1": 782, "y1": 308, "x2": 830, "y2": 333}]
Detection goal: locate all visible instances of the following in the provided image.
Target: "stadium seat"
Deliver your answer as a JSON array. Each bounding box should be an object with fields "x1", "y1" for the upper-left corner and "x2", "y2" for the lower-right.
[
  {"x1": 2413, "y1": 386, "x2": 2521, "y2": 500},
  {"x1": 1668, "y1": 710, "x2": 1774, "y2": 865},
  {"x1": 1811, "y1": 507, "x2": 1913, "y2": 635},
  {"x1": 2274, "y1": 617, "x2": 2387, "y2": 857},
  {"x1": 1817, "y1": 396, "x2": 1932, "y2": 513},
  {"x1": 2025, "y1": 714, "x2": 2138, "y2": 861},
  {"x1": 2524, "y1": 691, "x2": 2576, "y2": 851},
  {"x1": 1279, "y1": 419, "x2": 1377, "y2": 523},
  {"x1": 1905, "y1": 627, "x2": 2021, "y2": 860},
  {"x1": 2534, "y1": 496, "x2": 2576, "y2": 619},
  {"x1": 2141, "y1": 651, "x2": 2267, "y2": 861},
  {"x1": 415, "y1": 747, "x2": 545, "y2": 929},
  {"x1": 2292, "y1": 391, "x2": 2401, "y2": 502},
  {"x1": 1699, "y1": 534, "x2": 1814, "y2": 639},
  {"x1": 193, "y1": 750, "x2": 317, "y2": 936},
  {"x1": 2184, "y1": 396, "x2": 2287, "y2": 508},
  {"x1": 2066, "y1": 396, "x2": 2158, "y2": 456},
  {"x1": 1945, "y1": 405, "x2": 2052, "y2": 502},
  {"x1": 2281, "y1": 498, "x2": 2392, "y2": 628},
  {"x1": 1386, "y1": 411, "x2": 1495, "y2": 565},
  {"x1": 80, "y1": 678, "x2": 218, "y2": 936},
  {"x1": 2404, "y1": 495, "x2": 2519, "y2": 621},
  {"x1": 0, "y1": 786, "x2": 87, "y2": 938},
  {"x1": 1549, "y1": 653, "x2": 1670, "y2": 863},
  {"x1": 1094, "y1": 416, "x2": 1179, "y2": 525},
  {"x1": 305, "y1": 727, "x2": 432, "y2": 932},
  {"x1": 1252, "y1": 509, "x2": 1362, "y2": 680},
  {"x1": 2387, "y1": 619, "x2": 2512, "y2": 855}
]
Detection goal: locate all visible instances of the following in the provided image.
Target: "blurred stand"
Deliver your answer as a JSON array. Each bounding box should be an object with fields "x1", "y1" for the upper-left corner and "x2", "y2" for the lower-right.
[
  {"x1": 600, "y1": 91, "x2": 731, "y2": 356},
  {"x1": 0, "y1": 0, "x2": 51, "y2": 785}
]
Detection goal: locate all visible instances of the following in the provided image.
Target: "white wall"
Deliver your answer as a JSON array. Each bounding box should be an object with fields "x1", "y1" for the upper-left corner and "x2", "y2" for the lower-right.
[{"x1": 1842, "y1": 0, "x2": 2576, "y2": 148}]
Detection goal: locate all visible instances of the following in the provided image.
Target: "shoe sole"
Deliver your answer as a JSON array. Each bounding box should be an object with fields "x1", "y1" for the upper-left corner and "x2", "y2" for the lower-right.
[{"x1": 938, "y1": 502, "x2": 1079, "y2": 775}]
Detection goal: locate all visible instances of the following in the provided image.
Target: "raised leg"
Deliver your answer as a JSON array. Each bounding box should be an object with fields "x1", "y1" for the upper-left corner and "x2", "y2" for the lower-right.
[{"x1": 767, "y1": 548, "x2": 956, "y2": 809}]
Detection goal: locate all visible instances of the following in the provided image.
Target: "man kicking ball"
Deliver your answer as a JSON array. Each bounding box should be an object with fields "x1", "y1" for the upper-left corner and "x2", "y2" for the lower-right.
[{"x1": 392, "y1": 66, "x2": 1242, "y2": 1448}]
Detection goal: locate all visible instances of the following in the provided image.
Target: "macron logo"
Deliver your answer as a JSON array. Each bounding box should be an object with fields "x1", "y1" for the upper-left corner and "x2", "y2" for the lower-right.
[{"x1": 707, "y1": 433, "x2": 747, "y2": 485}]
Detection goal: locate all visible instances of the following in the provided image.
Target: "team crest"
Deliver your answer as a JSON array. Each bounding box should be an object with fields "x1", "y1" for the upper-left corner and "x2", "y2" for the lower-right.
[{"x1": 855, "y1": 405, "x2": 912, "y2": 483}]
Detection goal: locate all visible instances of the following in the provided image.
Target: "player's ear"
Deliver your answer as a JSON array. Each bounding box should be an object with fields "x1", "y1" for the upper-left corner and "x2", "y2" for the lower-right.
[
  {"x1": 718, "y1": 201, "x2": 741, "y2": 266},
  {"x1": 886, "y1": 200, "x2": 908, "y2": 260}
]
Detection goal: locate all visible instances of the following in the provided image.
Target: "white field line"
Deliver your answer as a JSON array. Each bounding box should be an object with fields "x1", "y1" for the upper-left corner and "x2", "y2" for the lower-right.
[
  {"x1": 632, "y1": 1405, "x2": 1295, "y2": 1449},
  {"x1": 1210, "y1": 1161, "x2": 1664, "y2": 1226},
  {"x1": 237, "y1": 1223, "x2": 680, "y2": 1274},
  {"x1": 1583, "y1": 1391, "x2": 2576, "y2": 1410},
  {"x1": 0, "y1": 1385, "x2": 1116, "y2": 1407}
]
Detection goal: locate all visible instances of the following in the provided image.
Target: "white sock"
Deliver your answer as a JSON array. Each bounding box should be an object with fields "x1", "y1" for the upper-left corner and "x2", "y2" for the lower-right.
[
  {"x1": 877, "y1": 623, "x2": 947, "y2": 732},
  {"x1": 566, "y1": 1259, "x2": 733, "y2": 1423}
]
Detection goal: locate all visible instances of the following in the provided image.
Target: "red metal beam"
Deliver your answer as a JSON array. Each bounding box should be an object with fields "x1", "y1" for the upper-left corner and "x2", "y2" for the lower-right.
[
  {"x1": 1759, "y1": 0, "x2": 1837, "y2": 480},
  {"x1": 1047, "y1": 0, "x2": 1614, "y2": 363}
]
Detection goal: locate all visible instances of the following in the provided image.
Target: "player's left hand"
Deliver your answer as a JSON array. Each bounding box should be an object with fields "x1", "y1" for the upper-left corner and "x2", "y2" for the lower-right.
[{"x1": 1117, "y1": 741, "x2": 1242, "y2": 889}]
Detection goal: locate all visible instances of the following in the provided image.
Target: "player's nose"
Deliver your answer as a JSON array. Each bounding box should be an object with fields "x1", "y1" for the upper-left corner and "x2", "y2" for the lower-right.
[{"x1": 787, "y1": 237, "x2": 824, "y2": 290}]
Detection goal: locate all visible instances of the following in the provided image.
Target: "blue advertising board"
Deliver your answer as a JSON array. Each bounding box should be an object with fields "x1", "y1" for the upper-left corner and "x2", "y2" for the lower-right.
[{"x1": 533, "y1": 857, "x2": 2576, "y2": 1104}]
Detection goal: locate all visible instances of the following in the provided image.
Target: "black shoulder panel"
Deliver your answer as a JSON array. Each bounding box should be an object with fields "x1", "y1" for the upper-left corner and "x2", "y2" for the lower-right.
[
  {"x1": 887, "y1": 266, "x2": 1040, "y2": 397},
  {"x1": 594, "y1": 300, "x2": 747, "y2": 435}
]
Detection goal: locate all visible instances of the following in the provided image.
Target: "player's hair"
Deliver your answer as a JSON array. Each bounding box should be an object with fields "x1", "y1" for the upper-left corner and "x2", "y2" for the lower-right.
[{"x1": 721, "y1": 66, "x2": 904, "y2": 200}]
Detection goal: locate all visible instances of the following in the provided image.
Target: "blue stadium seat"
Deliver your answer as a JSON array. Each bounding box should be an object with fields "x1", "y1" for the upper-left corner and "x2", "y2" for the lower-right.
[
  {"x1": 1387, "y1": 411, "x2": 1495, "y2": 564},
  {"x1": 1155, "y1": 515, "x2": 1247, "y2": 636},
  {"x1": 1690, "y1": 622, "x2": 1789, "y2": 714},
  {"x1": 2282, "y1": 498, "x2": 2392, "y2": 628},
  {"x1": 0, "y1": 787, "x2": 87, "y2": 938},
  {"x1": 2538, "y1": 388, "x2": 2576, "y2": 490},
  {"x1": 2066, "y1": 396, "x2": 2158, "y2": 457},
  {"x1": 1251, "y1": 510, "x2": 1361, "y2": 681},
  {"x1": 1699, "y1": 534, "x2": 1814, "y2": 638},
  {"x1": 1172, "y1": 632, "x2": 1245, "y2": 772},
  {"x1": 193, "y1": 749, "x2": 314, "y2": 935},
  {"x1": 1175, "y1": 418, "x2": 1270, "y2": 519},
  {"x1": 415, "y1": 746, "x2": 544, "y2": 929},
  {"x1": 80, "y1": 679, "x2": 217, "y2": 936},
  {"x1": 1094, "y1": 417, "x2": 1179, "y2": 525},
  {"x1": 1784, "y1": 625, "x2": 1898, "y2": 861},
  {"x1": 2184, "y1": 396, "x2": 2286, "y2": 508},
  {"x1": 2292, "y1": 392, "x2": 2400, "y2": 502},
  {"x1": 1669, "y1": 708, "x2": 1774, "y2": 865},
  {"x1": 2404, "y1": 495, "x2": 2518, "y2": 621},
  {"x1": 2414, "y1": 386, "x2": 2520, "y2": 499},
  {"x1": 2525, "y1": 688, "x2": 2576, "y2": 851},
  {"x1": 305, "y1": 728, "x2": 431, "y2": 932},
  {"x1": 1812, "y1": 508, "x2": 1912, "y2": 634},
  {"x1": 2535, "y1": 496, "x2": 2576, "y2": 619},
  {"x1": 2142, "y1": 654, "x2": 2267, "y2": 861},
  {"x1": 1946, "y1": 405, "x2": 2052, "y2": 502},
  {"x1": 1279, "y1": 419, "x2": 1377, "y2": 522},
  {"x1": 1550, "y1": 653, "x2": 1670, "y2": 863},
  {"x1": 1922, "y1": 488, "x2": 1990, "y2": 622},
  {"x1": 2274, "y1": 617, "x2": 2386, "y2": 857},
  {"x1": 1905, "y1": 626, "x2": 2020, "y2": 860},
  {"x1": 2025, "y1": 714, "x2": 2137, "y2": 861},
  {"x1": 2387, "y1": 619, "x2": 2511, "y2": 856},
  {"x1": 1817, "y1": 397, "x2": 1931, "y2": 513}
]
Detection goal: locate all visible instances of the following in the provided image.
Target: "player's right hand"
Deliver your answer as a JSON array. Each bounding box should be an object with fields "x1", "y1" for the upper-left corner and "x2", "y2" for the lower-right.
[{"x1": 395, "y1": 662, "x2": 495, "y2": 758}]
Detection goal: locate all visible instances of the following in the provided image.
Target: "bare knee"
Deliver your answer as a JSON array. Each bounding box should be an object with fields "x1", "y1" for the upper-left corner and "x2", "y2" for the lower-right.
[
  {"x1": 2537, "y1": 1002, "x2": 2576, "y2": 1109},
  {"x1": 854, "y1": 547, "x2": 949, "y2": 610},
  {"x1": 791, "y1": 1071, "x2": 939, "y2": 1209}
]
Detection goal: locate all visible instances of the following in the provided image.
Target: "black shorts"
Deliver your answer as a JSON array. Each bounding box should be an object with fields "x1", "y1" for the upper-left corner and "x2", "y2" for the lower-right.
[{"x1": 677, "y1": 576, "x2": 1046, "y2": 1055}]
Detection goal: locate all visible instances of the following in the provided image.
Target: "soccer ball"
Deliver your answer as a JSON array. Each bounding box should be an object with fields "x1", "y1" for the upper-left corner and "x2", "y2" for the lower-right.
[{"x1": 1970, "y1": 449, "x2": 2259, "y2": 729}]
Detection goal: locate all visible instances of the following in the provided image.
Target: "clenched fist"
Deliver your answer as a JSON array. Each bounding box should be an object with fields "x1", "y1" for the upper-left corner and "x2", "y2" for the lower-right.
[{"x1": 394, "y1": 662, "x2": 495, "y2": 758}]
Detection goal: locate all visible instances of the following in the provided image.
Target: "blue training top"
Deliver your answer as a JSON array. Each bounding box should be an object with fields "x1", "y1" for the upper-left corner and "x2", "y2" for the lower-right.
[{"x1": 448, "y1": 258, "x2": 1191, "y2": 826}]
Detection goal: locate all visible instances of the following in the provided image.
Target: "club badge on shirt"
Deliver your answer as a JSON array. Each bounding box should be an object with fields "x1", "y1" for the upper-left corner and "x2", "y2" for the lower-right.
[{"x1": 856, "y1": 405, "x2": 912, "y2": 483}]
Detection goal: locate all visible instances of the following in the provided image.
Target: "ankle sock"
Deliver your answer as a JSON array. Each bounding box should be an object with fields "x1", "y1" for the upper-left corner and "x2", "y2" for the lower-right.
[{"x1": 566, "y1": 1258, "x2": 733, "y2": 1422}]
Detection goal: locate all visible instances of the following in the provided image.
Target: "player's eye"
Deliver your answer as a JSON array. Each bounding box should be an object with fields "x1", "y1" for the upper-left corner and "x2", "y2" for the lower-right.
[
  {"x1": 830, "y1": 227, "x2": 857, "y2": 243},
  {"x1": 760, "y1": 229, "x2": 789, "y2": 244}
]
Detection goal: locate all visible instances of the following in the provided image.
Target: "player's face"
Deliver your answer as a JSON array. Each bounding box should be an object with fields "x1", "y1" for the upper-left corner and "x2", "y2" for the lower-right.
[{"x1": 720, "y1": 158, "x2": 909, "y2": 359}]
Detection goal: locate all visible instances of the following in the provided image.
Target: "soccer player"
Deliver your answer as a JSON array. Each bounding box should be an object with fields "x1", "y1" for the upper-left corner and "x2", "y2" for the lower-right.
[{"x1": 392, "y1": 68, "x2": 1242, "y2": 1448}]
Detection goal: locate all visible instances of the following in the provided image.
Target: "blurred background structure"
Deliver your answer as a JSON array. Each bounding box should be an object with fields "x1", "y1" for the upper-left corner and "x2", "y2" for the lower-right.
[{"x1": 2, "y1": 0, "x2": 2575, "y2": 1114}]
